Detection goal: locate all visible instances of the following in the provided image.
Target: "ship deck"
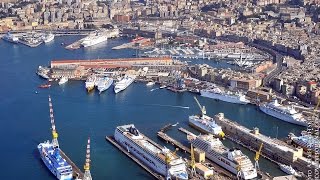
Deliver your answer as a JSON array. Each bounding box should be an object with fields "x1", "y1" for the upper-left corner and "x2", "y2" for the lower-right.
[{"x1": 58, "y1": 149, "x2": 84, "y2": 179}]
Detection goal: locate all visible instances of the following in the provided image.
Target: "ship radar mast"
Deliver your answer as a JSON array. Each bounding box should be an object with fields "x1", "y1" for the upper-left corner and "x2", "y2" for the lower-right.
[
  {"x1": 83, "y1": 137, "x2": 92, "y2": 180},
  {"x1": 48, "y1": 95, "x2": 59, "y2": 148}
]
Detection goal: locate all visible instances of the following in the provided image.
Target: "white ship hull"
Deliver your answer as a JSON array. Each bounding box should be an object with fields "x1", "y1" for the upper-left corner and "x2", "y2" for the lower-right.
[
  {"x1": 114, "y1": 126, "x2": 188, "y2": 179},
  {"x1": 114, "y1": 77, "x2": 135, "y2": 94},
  {"x1": 189, "y1": 116, "x2": 223, "y2": 136},
  {"x1": 97, "y1": 78, "x2": 113, "y2": 93},
  {"x1": 44, "y1": 34, "x2": 54, "y2": 43},
  {"x1": 259, "y1": 106, "x2": 308, "y2": 126},
  {"x1": 200, "y1": 90, "x2": 250, "y2": 104},
  {"x1": 81, "y1": 35, "x2": 108, "y2": 47}
]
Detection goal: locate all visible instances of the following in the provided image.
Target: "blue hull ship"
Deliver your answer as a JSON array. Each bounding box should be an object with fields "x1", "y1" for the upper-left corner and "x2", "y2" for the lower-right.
[{"x1": 38, "y1": 141, "x2": 73, "y2": 180}]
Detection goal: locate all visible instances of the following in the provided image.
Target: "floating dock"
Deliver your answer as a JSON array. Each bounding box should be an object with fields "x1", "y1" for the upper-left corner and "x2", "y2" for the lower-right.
[
  {"x1": 59, "y1": 149, "x2": 84, "y2": 179},
  {"x1": 157, "y1": 129, "x2": 235, "y2": 179},
  {"x1": 105, "y1": 136, "x2": 165, "y2": 180}
]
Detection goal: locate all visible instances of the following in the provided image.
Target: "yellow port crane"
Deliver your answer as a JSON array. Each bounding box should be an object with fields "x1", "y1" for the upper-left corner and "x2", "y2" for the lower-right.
[
  {"x1": 237, "y1": 160, "x2": 242, "y2": 180},
  {"x1": 190, "y1": 144, "x2": 196, "y2": 177},
  {"x1": 254, "y1": 143, "x2": 264, "y2": 171},
  {"x1": 165, "y1": 148, "x2": 179, "y2": 180}
]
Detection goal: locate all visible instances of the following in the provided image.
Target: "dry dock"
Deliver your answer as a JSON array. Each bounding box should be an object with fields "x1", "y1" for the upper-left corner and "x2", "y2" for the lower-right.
[
  {"x1": 105, "y1": 136, "x2": 165, "y2": 180},
  {"x1": 157, "y1": 129, "x2": 235, "y2": 179},
  {"x1": 58, "y1": 149, "x2": 84, "y2": 179},
  {"x1": 213, "y1": 112, "x2": 316, "y2": 177}
]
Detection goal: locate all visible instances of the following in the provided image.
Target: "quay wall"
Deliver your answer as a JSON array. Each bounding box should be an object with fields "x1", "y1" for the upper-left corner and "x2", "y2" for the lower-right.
[{"x1": 213, "y1": 113, "x2": 318, "y2": 175}]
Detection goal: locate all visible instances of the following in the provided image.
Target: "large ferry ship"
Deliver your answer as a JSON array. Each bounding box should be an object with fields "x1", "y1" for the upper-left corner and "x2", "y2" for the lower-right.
[
  {"x1": 97, "y1": 77, "x2": 113, "y2": 94},
  {"x1": 189, "y1": 97, "x2": 224, "y2": 137},
  {"x1": 200, "y1": 88, "x2": 250, "y2": 104},
  {"x1": 81, "y1": 31, "x2": 108, "y2": 47},
  {"x1": 114, "y1": 124, "x2": 188, "y2": 179},
  {"x1": 190, "y1": 134, "x2": 257, "y2": 179},
  {"x1": 37, "y1": 141, "x2": 73, "y2": 180},
  {"x1": 259, "y1": 100, "x2": 307, "y2": 126},
  {"x1": 2, "y1": 32, "x2": 19, "y2": 43},
  {"x1": 85, "y1": 75, "x2": 97, "y2": 92},
  {"x1": 114, "y1": 75, "x2": 135, "y2": 93}
]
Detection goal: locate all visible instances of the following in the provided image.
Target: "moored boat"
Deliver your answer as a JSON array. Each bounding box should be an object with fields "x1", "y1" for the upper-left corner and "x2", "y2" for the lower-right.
[
  {"x1": 85, "y1": 75, "x2": 97, "y2": 92},
  {"x1": 114, "y1": 124, "x2": 188, "y2": 179},
  {"x1": 58, "y1": 77, "x2": 68, "y2": 85},
  {"x1": 97, "y1": 77, "x2": 113, "y2": 94},
  {"x1": 279, "y1": 163, "x2": 300, "y2": 177},
  {"x1": 114, "y1": 75, "x2": 135, "y2": 93}
]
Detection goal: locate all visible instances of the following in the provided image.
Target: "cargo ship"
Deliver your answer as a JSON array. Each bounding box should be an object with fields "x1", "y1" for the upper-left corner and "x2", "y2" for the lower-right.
[
  {"x1": 259, "y1": 100, "x2": 307, "y2": 126},
  {"x1": 114, "y1": 75, "x2": 135, "y2": 93},
  {"x1": 190, "y1": 134, "x2": 257, "y2": 179},
  {"x1": 114, "y1": 124, "x2": 188, "y2": 179},
  {"x1": 200, "y1": 88, "x2": 250, "y2": 104}
]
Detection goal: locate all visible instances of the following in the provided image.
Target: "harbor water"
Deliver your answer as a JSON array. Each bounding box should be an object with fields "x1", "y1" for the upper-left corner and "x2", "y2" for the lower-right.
[{"x1": 0, "y1": 36, "x2": 305, "y2": 179}]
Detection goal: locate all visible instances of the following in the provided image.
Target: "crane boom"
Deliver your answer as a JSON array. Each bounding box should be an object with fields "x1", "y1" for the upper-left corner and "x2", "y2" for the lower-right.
[
  {"x1": 194, "y1": 96, "x2": 206, "y2": 116},
  {"x1": 255, "y1": 143, "x2": 263, "y2": 161}
]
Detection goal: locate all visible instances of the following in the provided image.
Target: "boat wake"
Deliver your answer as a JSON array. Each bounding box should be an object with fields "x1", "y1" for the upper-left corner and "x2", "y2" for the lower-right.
[
  {"x1": 147, "y1": 104, "x2": 190, "y2": 109},
  {"x1": 150, "y1": 88, "x2": 159, "y2": 92}
]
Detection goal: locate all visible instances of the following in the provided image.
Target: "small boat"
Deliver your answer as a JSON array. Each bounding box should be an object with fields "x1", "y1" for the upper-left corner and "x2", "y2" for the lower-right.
[
  {"x1": 58, "y1": 77, "x2": 68, "y2": 85},
  {"x1": 159, "y1": 85, "x2": 167, "y2": 89},
  {"x1": 279, "y1": 163, "x2": 300, "y2": 177},
  {"x1": 38, "y1": 83, "x2": 51, "y2": 88},
  {"x1": 172, "y1": 122, "x2": 179, "y2": 127},
  {"x1": 146, "y1": 81, "x2": 155, "y2": 86}
]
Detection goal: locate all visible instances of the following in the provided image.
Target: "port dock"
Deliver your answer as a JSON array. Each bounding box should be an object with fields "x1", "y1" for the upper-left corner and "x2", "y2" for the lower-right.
[
  {"x1": 65, "y1": 37, "x2": 86, "y2": 50},
  {"x1": 214, "y1": 113, "x2": 315, "y2": 177},
  {"x1": 105, "y1": 136, "x2": 165, "y2": 180},
  {"x1": 157, "y1": 125, "x2": 235, "y2": 179},
  {"x1": 58, "y1": 149, "x2": 84, "y2": 179}
]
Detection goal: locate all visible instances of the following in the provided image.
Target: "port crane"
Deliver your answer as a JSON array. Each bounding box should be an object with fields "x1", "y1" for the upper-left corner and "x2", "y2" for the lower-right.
[
  {"x1": 165, "y1": 148, "x2": 179, "y2": 180},
  {"x1": 190, "y1": 144, "x2": 196, "y2": 177},
  {"x1": 254, "y1": 143, "x2": 264, "y2": 171},
  {"x1": 48, "y1": 95, "x2": 59, "y2": 148},
  {"x1": 194, "y1": 96, "x2": 206, "y2": 117},
  {"x1": 83, "y1": 137, "x2": 92, "y2": 180},
  {"x1": 236, "y1": 161, "x2": 242, "y2": 180}
]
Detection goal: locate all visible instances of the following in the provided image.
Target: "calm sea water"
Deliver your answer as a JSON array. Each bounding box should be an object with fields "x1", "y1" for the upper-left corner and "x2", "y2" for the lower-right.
[{"x1": 0, "y1": 36, "x2": 305, "y2": 179}]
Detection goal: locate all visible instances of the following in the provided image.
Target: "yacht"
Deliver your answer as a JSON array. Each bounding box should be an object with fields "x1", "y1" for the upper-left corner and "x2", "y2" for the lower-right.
[
  {"x1": 2, "y1": 32, "x2": 19, "y2": 43},
  {"x1": 43, "y1": 33, "x2": 55, "y2": 43}
]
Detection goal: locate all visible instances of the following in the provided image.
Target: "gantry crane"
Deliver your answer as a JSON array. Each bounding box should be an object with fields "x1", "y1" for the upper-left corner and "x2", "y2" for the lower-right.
[
  {"x1": 254, "y1": 143, "x2": 264, "y2": 171},
  {"x1": 190, "y1": 144, "x2": 196, "y2": 177},
  {"x1": 48, "y1": 95, "x2": 59, "y2": 148},
  {"x1": 194, "y1": 96, "x2": 206, "y2": 117}
]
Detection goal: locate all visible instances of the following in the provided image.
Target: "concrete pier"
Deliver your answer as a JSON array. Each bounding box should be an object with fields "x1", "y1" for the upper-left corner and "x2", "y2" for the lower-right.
[{"x1": 59, "y1": 149, "x2": 84, "y2": 179}]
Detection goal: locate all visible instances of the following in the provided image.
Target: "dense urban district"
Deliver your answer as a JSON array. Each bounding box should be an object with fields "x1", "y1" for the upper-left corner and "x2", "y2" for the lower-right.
[{"x1": 2, "y1": 0, "x2": 320, "y2": 180}]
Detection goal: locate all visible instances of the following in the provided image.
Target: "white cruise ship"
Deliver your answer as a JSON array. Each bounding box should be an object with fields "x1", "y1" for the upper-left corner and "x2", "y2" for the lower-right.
[
  {"x1": 200, "y1": 88, "x2": 250, "y2": 104},
  {"x1": 189, "y1": 115, "x2": 224, "y2": 138},
  {"x1": 81, "y1": 32, "x2": 108, "y2": 47},
  {"x1": 85, "y1": 75, "x2": 97, "y2": 92},
  {"x1": 114, "y1": 75, "x2": 135, "y2": 94},
  {"x1": 43, "y1": 33, "x2": 54, "y2": 43},
  {"x1": 190, "y1": 134, "x2": 257, "y2": 179},
  {"x1": 259, "y1": 100, "x2": 307, "y2": 126},
  {"x1": 114, "y1": 124, "x2": 188, "y2": 180},
  {"x1": 97, "y1": 77, "x2": 113, "y2": 94}
]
